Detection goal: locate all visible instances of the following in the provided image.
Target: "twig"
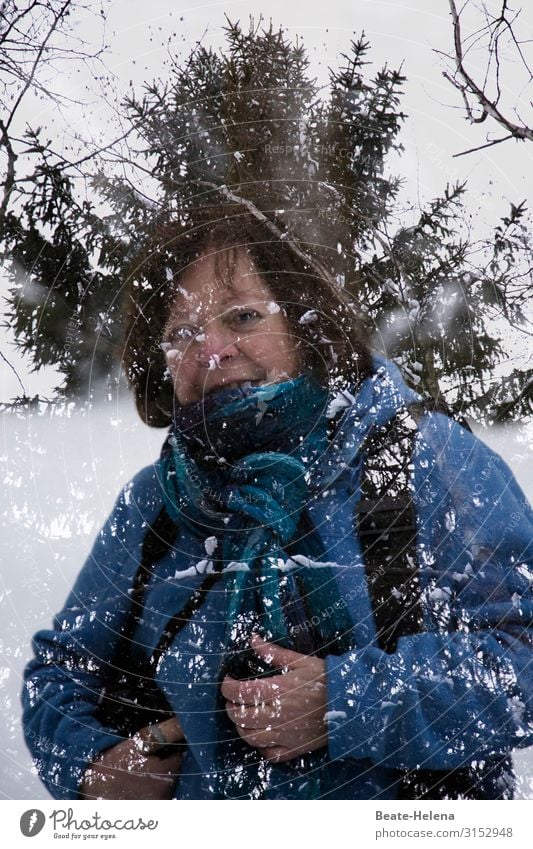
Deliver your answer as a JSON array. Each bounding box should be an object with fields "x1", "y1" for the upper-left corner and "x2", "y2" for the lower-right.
[
  {"x1": 446, "y1": 0, "x2": 533, "y2": 143},
  {"x1": 0, "y1": 350, "x2": 27, "y2": 396},
  {"x1": 2, "y1": 0, "x2": 73, "y2": 136},
  {"x1": 197, "y1": 180, "x2": 340, "y2": 288},
  {"x1": 452, "y1": 132, "x2": 516, "y2": 157},
  {"x1": 493, "y1": 376, "x2": 533, "y2": 422},
  {"x1": 0, "y1": 117, "x2": 18, "y2": 219}
]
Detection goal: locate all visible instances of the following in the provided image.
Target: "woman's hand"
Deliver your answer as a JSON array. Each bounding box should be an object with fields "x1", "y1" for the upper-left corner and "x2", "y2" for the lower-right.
[
  {"x1": 79, "y1": 717, "x2": 185, "y2": 800},
  {"x1": 221, "y1": 635, "x2": 328, "y2": 763}
]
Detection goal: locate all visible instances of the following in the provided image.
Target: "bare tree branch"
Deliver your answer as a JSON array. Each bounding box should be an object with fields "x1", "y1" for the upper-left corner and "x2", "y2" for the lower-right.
[
  {"x1": 441, "y1": 0, "x2": 533, "y2": 152},
  {"x1": 0, "y1": 1, "x2": 112, "y2": 222},
  {"x1": 0, "y1": 349, "x2": 27, "y2": 396},
  {"x1": 0, "y1": 117, "x2": 17, "y2": 218},
  {"x1": 452, "y1": 131, "x2": 516, "y2": 157},
  {"x1": 2, "y1": 0, "x2": 72, "y2": 136}
]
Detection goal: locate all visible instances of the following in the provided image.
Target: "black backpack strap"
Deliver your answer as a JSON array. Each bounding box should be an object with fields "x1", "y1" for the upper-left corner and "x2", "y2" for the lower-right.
[
  {"x1": 122, "y1": 506, "x2": 180, "y2": 642},
  {"x1": 98, "y1": 506, "x2": 221, "y2": 734},
  {"x1": 150, "y1": 571, "x2": 221, "y2": 670},
  {"x1": 96, "y1": 507, "x2": 180, "y2": 732},
  {"x1": 356, "y1": 407, "x2": 423, "y2": 653},
  {"x1": 355, "y1": 403, "x2": 513, "y2": 799},
  {"x1": 127, "y1": 506, "x2": 222, "y2": 668}
]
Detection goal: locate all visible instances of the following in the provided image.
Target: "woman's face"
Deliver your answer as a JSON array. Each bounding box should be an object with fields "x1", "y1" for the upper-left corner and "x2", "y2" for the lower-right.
[{"x1": 163, "y1": 248, "x2": 300, "y2": 405}]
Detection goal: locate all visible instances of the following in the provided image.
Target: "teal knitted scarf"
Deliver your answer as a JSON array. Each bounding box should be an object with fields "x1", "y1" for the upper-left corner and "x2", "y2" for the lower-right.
[{"x1": 160, "y1": 374, "x2": 353, "y2": 797}]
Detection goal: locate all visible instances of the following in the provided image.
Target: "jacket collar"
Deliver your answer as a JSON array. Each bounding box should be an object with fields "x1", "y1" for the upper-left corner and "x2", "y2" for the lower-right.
[{"x1": 311, "y1": 355, "x2": 422, "y2": 490}]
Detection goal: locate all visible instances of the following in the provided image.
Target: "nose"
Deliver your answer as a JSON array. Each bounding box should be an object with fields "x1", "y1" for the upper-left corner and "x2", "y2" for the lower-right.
[{"x1": 195, "y1": 321, "x2": 239, "y2": 366}]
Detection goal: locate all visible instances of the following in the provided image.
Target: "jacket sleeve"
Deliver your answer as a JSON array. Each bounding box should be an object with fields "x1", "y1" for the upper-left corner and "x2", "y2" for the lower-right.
[
  {"x1": 21, "y1": 468, "x2": 159, "y2": 800},
  {"x1": 325, "y1": 414, "x2": 533, "y2": 771}
]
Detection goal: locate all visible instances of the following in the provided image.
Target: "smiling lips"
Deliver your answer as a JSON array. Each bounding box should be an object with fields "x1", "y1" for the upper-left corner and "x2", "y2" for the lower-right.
[
  {"x1": 203, "y1": 377, "x2": 265, "y2": 394},
  {"x1": 165, "y1": 348, "x2": 267, "y2": 396}
]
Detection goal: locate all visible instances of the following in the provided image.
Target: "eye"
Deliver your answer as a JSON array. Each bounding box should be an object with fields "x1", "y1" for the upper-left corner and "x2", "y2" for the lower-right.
[
  {"x1": 165, "y1": 324, "x2": 199, "y2": 346},
  {"x1": 228, "y1": 308, "x2": 261, "y2": 326}
]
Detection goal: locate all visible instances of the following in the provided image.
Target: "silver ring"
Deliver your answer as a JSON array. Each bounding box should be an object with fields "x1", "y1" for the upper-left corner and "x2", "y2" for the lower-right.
[{"x1": 133, "y1": 724, "x2": 168, "y2": 755}]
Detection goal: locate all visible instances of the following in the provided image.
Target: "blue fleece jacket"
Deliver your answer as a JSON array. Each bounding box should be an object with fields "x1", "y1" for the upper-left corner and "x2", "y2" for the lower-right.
[{"x1": 22, "y1": 359, "x2": 533, "y2": 799}]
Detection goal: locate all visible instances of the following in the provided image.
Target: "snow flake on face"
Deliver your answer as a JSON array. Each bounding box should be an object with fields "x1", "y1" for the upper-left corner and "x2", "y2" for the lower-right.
[
  {"x1": 176, "y1": 285, "x2": 193, "y2": 301},
  {"x1": 266, "y1": 301, "x2": 280, "y2": 314},
  {"x1": 165, "y1": 349, "x2": 181, "y2": 364}
]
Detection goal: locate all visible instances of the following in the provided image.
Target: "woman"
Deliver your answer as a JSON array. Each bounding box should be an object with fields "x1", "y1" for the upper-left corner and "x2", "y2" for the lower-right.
[{"x1": 22, "y1": 212, "x2": 533, "y2": 800}]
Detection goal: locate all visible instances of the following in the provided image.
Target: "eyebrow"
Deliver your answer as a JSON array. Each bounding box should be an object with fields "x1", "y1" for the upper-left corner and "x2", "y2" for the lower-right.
[{"x1": 168, "y1": 287, "x2": 267, "y2": 322}]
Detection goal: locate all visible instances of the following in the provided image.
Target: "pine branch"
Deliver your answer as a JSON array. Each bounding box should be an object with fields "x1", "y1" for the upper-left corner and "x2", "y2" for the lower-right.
[{"x1": 197, "y1": 180, "x2": 339, "y2": 288}]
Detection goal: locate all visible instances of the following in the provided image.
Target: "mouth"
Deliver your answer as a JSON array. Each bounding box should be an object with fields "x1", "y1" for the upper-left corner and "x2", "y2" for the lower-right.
[{"x1": 205, "y1": 378, "x2": 265, "y2": 394}]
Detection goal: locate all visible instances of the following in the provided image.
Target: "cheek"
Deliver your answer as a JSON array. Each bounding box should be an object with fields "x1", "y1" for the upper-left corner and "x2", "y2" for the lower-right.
[
  {"x1": 269, "y1": 318, "x2": 299, "y2": 360},
  {"x1": 166, "y1": 350, "x2": 195, "y2": 388},
  {"x1": 165, "y1": 349, "x2": 181, "y2": 368},
  {"x1": 165, "y1": 349, "x2": 183, "y2": 381},
  {"x1": 244, "y1": 330, "x2": 299, "y2": 370}
]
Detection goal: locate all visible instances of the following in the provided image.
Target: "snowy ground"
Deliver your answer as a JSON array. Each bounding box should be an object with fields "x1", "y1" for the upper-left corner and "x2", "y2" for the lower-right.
[{"x1": 1, "y1": 396, "x2": 532, "y2": 799}]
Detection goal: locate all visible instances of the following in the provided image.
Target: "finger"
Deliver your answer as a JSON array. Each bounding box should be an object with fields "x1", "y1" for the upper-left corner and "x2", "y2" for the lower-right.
[
  {"x1": 221, "y1": 674, "x2": 283, "y2": 705},
  {"x1": 233, "y1": 725, "x2": 279, "y2": 749},
  {"x1": 135, "y1": 716, "x2": 185, "y2": 755},
  {"x1": 147, "y1": 750, "x2": 184, "y2": 773},
  {"x1": 150, "y1": 743, "x2": 184, "y2": 772},
  {"x1": 225, "y1": 700, "x2": 278, "y2": 729},
  {"x1": 261, "y1": 746, "x2": 294, "y2": 763},
  {"x1": 250, "y1": 635, "x2": 305, "y2": 669},
  {"x1": 155, "y1": 716, "x2": 185, "y2": 742}
]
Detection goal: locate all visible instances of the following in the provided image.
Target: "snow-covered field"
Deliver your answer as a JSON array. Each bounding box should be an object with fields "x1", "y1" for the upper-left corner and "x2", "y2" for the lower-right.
[{"x1": 1, "y1": 396, "x2": 532, "y2": 799}]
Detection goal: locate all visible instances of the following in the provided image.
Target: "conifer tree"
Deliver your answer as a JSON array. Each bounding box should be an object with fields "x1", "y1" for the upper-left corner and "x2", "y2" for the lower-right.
[{"x1": 2, "y1": 17, "x2": 531, "y2": 422}]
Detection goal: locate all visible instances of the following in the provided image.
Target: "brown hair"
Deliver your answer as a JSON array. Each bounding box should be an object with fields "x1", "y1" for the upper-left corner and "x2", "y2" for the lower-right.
[{"x1": 122, "y1": 206, "x2": 372, "y2": 426}]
